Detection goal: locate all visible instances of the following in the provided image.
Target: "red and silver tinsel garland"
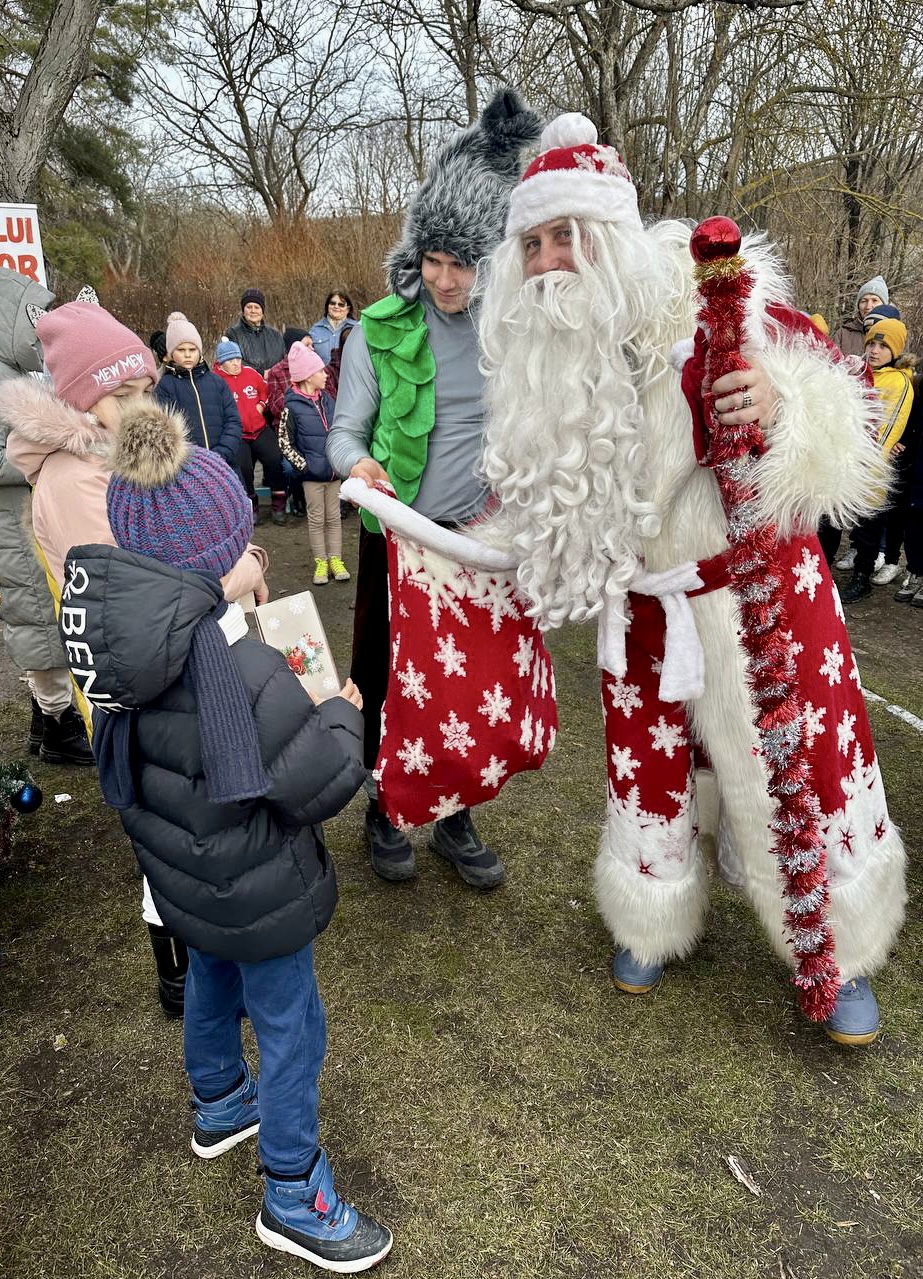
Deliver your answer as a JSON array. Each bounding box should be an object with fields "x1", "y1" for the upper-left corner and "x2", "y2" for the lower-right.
[{"x1": 690, "y1": 217, "x2": 840, "y2": 1021}]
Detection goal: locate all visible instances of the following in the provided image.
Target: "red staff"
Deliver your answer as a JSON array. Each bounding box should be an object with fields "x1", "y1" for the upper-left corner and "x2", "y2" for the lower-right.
[{"x1": 690, "y1": 216, "x2": 840, "y2": 1021}]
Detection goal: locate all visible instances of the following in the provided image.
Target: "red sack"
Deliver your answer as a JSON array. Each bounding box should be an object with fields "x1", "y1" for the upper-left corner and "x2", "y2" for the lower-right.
[{"x1": 341, "y1": 480, "x2": 557, "y2": 829}]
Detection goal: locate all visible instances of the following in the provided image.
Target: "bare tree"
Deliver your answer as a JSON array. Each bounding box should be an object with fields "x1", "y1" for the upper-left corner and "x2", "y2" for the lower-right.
[
  {"x1": 145, "y1": 0, "x2": 368, "y2": 224},
  {"x1": 0, "y1": 0, "x2": 107, "y2": 199}
]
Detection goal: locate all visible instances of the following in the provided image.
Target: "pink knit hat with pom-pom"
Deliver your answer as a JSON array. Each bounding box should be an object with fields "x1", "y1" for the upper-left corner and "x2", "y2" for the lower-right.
[{"x1": 165, "y1": 310, "x2": 202, "y2": 358}]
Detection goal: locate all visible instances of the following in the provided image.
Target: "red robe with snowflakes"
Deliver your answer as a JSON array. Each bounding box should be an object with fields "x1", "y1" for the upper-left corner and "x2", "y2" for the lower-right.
[{"x1": 593, "y1": 242, "x2": 905, "y2": 984}]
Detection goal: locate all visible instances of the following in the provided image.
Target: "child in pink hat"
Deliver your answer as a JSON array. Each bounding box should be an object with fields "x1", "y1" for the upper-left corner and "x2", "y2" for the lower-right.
[{"x1": 279, "y1": 344, "x2": 349, "y2": 585}]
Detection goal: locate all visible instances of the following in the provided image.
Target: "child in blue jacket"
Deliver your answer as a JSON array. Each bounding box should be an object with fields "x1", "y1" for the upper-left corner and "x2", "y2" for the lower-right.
[
  {"x1": 278, "y1": 343, "x2": 349, "y2": 585},
  {"x1": 153, "y1": 312, "x2": 241, "y2": 466}
]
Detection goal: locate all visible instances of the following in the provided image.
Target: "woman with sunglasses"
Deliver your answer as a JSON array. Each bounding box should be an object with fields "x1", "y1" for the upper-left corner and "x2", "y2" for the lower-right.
[{"x1": 309, "y1": 290, "x2": 358, "y2": 365}]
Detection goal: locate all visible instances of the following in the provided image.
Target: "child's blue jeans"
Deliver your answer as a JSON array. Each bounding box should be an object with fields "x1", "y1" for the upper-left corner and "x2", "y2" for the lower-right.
[{"x1": 184, "y1": 942, "x2": 326, "y2": 1176}]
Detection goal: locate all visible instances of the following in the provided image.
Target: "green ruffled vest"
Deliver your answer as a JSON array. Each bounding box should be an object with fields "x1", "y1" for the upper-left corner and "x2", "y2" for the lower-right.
[{"x1": 359, "y1": 294, "x2": 436, "y2": 533}]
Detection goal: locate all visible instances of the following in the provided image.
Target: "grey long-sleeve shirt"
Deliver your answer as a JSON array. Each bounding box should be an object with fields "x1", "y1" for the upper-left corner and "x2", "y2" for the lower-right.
[{"x1": 326, "y1": 290, "x2": 489, "y2": 525}]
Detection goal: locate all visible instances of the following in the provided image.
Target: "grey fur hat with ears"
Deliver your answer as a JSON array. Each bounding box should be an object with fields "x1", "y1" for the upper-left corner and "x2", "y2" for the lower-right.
[{"x1": 385, "y1": 88, "x2": 542, "y2": 297}]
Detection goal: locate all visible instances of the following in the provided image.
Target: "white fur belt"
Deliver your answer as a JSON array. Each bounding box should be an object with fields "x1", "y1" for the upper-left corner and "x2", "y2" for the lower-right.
[{"x1": 598, "y1": 562, "x2": 706, "y2": 702}]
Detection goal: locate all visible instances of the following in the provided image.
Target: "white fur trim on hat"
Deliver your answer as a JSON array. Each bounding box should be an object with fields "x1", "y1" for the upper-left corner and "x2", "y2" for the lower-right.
[{"x1": 506, "y1": 168, "x2": 642, "y2": 237}]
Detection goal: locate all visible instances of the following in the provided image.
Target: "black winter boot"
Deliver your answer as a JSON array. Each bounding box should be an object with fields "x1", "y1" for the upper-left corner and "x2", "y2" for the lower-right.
[
  {"x1": 364, "y1": 800, "x2": 416, "y2": 882},
  {"x1": 270, "y1": 491, "x2": 288, "y2": 526},
  {"x1": 28, "y1": 697, "x2": 43, "y2": 756},
  {"x1": 39, "y1": 705, "x2": 95, "y2": 766},
  {"x1": 147, "y1": 923, "x2": 188, "y2": 1018},
  {"x1": 840, "y1": 570, "x2": 872, "y2": 604}
]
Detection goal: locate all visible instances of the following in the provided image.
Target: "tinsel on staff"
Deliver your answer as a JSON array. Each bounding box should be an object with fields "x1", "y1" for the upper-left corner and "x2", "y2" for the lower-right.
[{"x1": 690, "y1": 216, "x2": 840, "y2": 1022}]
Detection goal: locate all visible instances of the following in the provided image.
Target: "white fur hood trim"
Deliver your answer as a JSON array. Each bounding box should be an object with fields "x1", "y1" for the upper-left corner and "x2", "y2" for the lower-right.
[
  {"x1": 753, "y1": 338, "x2": 889, "y2": 537},
  {"x1": 0, "y1": 376, "x2": 111, "y2": 484}
]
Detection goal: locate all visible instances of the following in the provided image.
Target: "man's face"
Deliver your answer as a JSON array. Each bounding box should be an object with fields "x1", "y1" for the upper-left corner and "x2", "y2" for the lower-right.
[
  {"x1": 420, "y1": 251, "x2": 475, "y2": 314},
  {"x1": 243, "y1": 302, "x2": 264, "y2": 325},
  {"x1": 865, "y1": 339, "x2": 893, "y2": 369},
  {"x1": 521, "y1": 219, "x2": 577, "y2": 278},
  {"x1": 858, "y1": 293, "x2": 883, "y2": 318},
  {"x1": 172, "y1": 342, "x2": 200, "y2": 370}
]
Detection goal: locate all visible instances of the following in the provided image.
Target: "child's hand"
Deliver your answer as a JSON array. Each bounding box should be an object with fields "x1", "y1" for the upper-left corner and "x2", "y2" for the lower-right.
[
  {"x1": 893, "y1": 442, "x2": 906, "y2": 457},
  {"x1": 308, "y1": 678, "x2": 363, "y2": 710}
]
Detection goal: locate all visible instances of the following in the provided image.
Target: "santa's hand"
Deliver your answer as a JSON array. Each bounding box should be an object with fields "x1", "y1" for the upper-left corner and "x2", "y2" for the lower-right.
[
  {"x1": 712, "y1": 359, "x2": 778, "y2": 427},
  {"x1": 349, "y1": 457, "x2": 391, "y2": 488}
]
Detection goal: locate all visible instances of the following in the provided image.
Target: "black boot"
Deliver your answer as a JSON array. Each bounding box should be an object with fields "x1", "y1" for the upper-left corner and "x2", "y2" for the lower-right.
[
  {"x1": 147, "y1": 923, "x2": 188, "y2": 1018},
  {"x1": 364, "y1": 800, "x2": 416, "y2": 882},
  {"x1": 840, "y1": 570, "x2": 872, "y2": 604},
  {"x1": 39, "y1": 705, "x2": 95, "y2": 766},
  {"x1": 28, "y1": 697, "x2": 43, "y2": 756}
]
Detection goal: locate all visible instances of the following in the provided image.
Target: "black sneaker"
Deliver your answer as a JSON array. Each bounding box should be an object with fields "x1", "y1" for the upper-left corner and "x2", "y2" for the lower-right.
[
  {"x1": 365, "y1": 803, "x2": 416, "y2": 882},
  {"x1": 431, "y1": 809, "x2": 506, "y2": 889},
  {"x1": 39, "y1": 705, "x2": 95, "y2": 766},
  {"x1": 840, "y1": 571, "x2": 872, "y2": 604},
  {"x1": 28, "y1": 696, "x2": 43, "y2": 756}
]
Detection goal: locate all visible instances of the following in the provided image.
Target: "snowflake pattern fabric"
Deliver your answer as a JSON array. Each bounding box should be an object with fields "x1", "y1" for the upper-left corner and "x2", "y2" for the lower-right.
[
  {"x1": 376, "y1": 530, "x2": 558, "y2": 828},
  {"x1": 602, "y1": 535, "x2": 892, "y2": 892}
]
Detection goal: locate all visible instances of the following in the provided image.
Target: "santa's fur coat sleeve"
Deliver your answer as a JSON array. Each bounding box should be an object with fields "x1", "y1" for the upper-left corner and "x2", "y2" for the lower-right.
[{"x1": 737, "y1": 236, "x2": 890, "y2": 539}]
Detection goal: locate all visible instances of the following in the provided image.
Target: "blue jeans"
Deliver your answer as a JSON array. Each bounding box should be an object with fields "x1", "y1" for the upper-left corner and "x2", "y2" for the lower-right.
[{"x1": 184, "y1": 943, "x2": 326, "y2": 1176}]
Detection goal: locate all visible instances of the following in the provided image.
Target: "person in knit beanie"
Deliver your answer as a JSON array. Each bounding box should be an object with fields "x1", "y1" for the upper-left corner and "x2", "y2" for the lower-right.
[
  {"x1": 278, "y1": 343, "x2": 346, "y2": 584},
  {"x1": 225, "y1": 288, "x2": 286, "y2": 376},
  {"x1": 212, "y1": 338, "x2": 289, "y2": 525},
  {"x1": 153, "y1": 311, "x2": 243, "y2": 466},
  {"x1": 0, "y1": 298, "x2": 270, "y2": 1020},
  {"x1": 59, "y1": 404, "x2": 390, "y2": 1271},
  {"x1": 832, "y1": 273, "x2": 890, "y2": 357}
]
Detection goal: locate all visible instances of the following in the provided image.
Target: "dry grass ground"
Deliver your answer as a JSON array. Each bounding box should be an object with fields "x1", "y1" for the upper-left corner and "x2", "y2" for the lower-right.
[{"x1": 0, "y1": 516, "x2": 920, "y2": 1279}]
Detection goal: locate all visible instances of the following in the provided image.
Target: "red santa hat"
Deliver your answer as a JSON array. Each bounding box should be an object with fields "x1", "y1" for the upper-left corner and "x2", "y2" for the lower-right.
[{"x1": 505, "y1": 113, "x2": 642, "y2": 238}]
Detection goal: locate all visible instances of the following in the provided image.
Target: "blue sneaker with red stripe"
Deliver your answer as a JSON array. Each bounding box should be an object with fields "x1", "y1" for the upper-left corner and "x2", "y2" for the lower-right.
[{"x1": 257, "y1": 1149, "x2": 393, "y2": 1272}]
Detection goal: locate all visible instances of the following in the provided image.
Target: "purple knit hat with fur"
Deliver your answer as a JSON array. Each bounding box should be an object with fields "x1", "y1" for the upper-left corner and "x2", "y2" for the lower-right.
[{"x1": 106, "y1": 403, "x2": 252, "y2": 577}]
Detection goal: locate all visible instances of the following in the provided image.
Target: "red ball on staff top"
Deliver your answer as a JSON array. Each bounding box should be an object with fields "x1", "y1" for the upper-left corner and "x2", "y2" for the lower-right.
[{"x1": 690, "y1": 216, "x2": 742, "y2": 264}]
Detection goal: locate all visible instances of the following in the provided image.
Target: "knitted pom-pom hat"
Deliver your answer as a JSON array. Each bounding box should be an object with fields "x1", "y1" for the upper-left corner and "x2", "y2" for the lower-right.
[
  {"x1": 215, "y1": 339, "x2": 242, "y2": 364},
  {"x1": 505, "y1": 113, "x2": 641, "y2": 238},
  {"x1": 288, "y1": 343, "x2": 325, "y2": 384},
  {"x1": 106, "y1": 403, "x2": 252, "y2": 578},
  {"x1": 165, "y1": 311, "x2": 202, "y2": 358},
  {"x1": 36, "y1": 303, "x2": 156, "y2": 412}
]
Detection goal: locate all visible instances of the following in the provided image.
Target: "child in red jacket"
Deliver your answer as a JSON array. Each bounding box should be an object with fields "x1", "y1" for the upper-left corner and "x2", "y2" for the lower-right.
[{"x1": 214, "y1": 340, "x2": 288, "y2": 526}]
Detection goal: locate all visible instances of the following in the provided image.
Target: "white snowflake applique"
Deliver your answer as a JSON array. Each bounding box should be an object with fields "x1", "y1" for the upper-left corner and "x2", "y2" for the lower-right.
[
  {"x1": 397, "y1": 660, "x2": 431, "y2": 708},
  {"x1": 287, "y1": 597, "x2": 307, "y2": 616},
  {"x1": 520, "y1": 707, "x2": 533, "y2": 750},
  {"x1": 380, "y1": 709, "x2": 387, "y2": 737},
  {"x1": 649, "y1": 716, "x2": 686, "y2": 759},
  {"x1": 651, "y1": 657, "x2": 663, "y2": 675},
  {"x1": 548, "y1": 725, "x2": 557, "y2": 752},
  {"x1": 819, "y1": 642, "x2": 844, "y2": 687},
  {"x1": 780, "y1": 628, "x2": 804, "y2": 658},
  {"x1": 398, "y1": 602, "x2": 409, "y2": 619},
  {"x1": 468, "y1": 573, "x2": 520, "y2": 633},
  {"x1": 440, "y1": 711, "x2": 476, "y2": 757},
  {"x1": 533, "y1": 719, "x2": 545, "y2": 755},
  {"x1": 480, "y1": 756, "x2": 508, "y2": 788},
  {"x1": 849, "y1": 655, "x2": 861, "y2": 686},
  {"x1": 429, "y1": 793, "x2": 463, "y2": 821},
  {"x1": 606, "y1": 677, "x2": 643, "y2": 719},
  {"x1": 832, "y1": 583, "x2": 845, "y2": 622},
  {"x1": 610, "y1": 744, "x2": 640, "y2": 782},
  {"x1": 391, "y1": 631, "x2": 401, "y2": 664},
  {"x1": 478, "y1": 683, "x2": 512, "y2": 727},
  {"x1": 791, "y1": 546, "x2": 822, "y2": 601},
  {"x1": 266, "y1": 616, "x2": 281, "y2": 632},
  {"x1": 513, "y1": 635, "x2": 534, "y2": 678},
  {"x1": 396, "y1": 737, "x2": 433, "y2": 775},
  {"x1": 802, "y1": 701, "x2": 826, "y2": 749},
  {"x1": 434, "y1": 633, "x2": 467, "y2": 678},
  {"x1": 836, "y1": 709, "x2": 857, "y2": 757}
]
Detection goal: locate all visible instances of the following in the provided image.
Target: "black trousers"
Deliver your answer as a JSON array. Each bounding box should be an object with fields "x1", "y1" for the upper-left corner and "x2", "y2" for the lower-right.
[
  {"x1": 349, "y1": 525, "x2": 390, "y2": 772},
  {"x1": 237, "y1": 427, "x2": 286, "y2": 495}
]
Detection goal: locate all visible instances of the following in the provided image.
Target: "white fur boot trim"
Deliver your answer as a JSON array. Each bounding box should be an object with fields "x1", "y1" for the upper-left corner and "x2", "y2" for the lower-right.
[{"x1": 594, "y1": 821, "x2": 712, "y2": 967}]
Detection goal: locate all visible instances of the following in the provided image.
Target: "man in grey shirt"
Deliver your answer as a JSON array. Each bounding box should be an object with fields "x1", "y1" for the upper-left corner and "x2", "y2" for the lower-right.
[{"x1": 327, "y1": 89, "x2": 540, "y2": 889}]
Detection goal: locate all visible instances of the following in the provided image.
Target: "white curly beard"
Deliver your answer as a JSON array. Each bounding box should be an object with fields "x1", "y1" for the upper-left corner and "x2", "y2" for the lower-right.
[{"x1": 476, "y1": 218, "x2": 694, "y2": 631}]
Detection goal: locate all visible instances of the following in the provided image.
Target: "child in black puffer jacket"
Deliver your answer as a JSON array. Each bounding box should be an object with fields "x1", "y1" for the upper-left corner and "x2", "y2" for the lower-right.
[
  {"x1": 153, "y1": 312, "x2": 241, "y2": 466},
  {"x1": 60, "y1": 405, "x2": 392, "y2": 1273},
  {"x1": 277, "y1": 343, "x2": 349, "y2": 586}
]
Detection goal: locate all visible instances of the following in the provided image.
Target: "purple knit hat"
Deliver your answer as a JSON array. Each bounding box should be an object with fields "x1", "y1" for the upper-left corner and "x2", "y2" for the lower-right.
[{"x1": 106, "y1": 403, "x2": 252, "y2": 578}]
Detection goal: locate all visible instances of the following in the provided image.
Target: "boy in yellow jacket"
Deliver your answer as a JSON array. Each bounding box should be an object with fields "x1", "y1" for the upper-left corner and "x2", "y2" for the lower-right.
[{"x1": 841, "y1": 317, "x2": 913, "y2": 602}]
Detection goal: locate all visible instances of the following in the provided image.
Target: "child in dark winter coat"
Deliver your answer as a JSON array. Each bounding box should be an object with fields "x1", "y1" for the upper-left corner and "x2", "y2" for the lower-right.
[
  {"x1": 60, "y1": 406, "x2": 392, "y2": 1272},
  {"x1": 153, "y1": 313, "x2": 242, "y2": 465},
  {"x1": 278, "y1": 344, "x2": 349, "y2": 585},
  {"x1": 213, "y1": 339, "x2": 288, "y2": 525}
]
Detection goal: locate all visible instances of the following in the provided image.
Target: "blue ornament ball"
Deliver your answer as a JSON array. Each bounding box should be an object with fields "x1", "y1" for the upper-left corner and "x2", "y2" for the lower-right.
[{"x1": 11, "y1": 781, "x2": 42, "y2": 814}]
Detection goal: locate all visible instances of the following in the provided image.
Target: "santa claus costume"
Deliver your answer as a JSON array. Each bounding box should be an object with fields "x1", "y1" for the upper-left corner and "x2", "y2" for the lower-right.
[{"x1": 476, "y1": 113, "x2": 906, "y2": 1044}]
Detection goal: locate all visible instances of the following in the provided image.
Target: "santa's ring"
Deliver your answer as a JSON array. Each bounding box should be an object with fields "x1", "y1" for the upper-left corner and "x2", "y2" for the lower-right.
[{"x1": 741, "y1": 390, "x2": 753, "y2": 410}]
